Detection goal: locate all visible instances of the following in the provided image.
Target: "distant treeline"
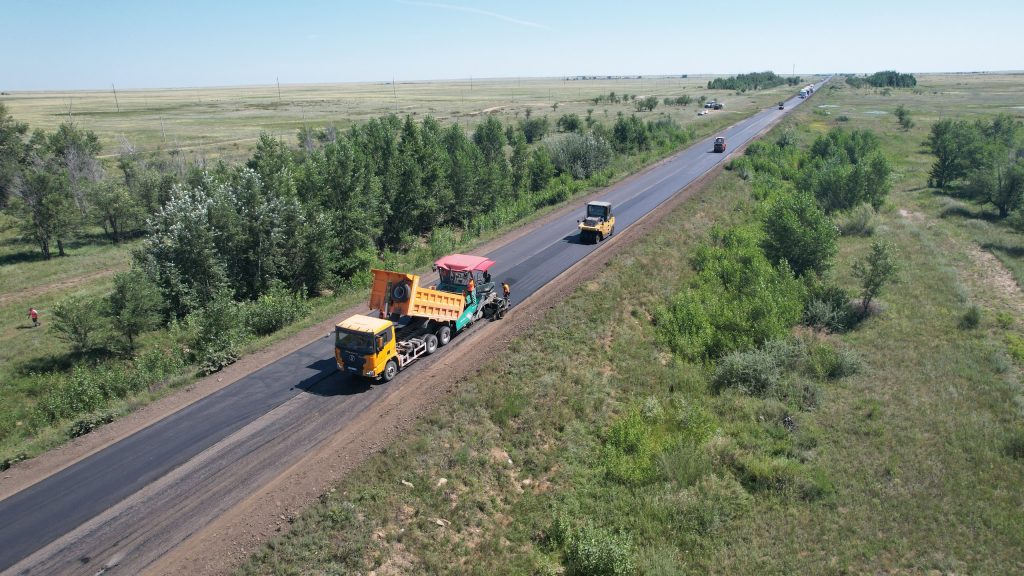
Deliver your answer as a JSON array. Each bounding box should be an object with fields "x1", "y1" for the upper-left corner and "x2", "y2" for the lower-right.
[
  {"x1": 845, "y1": 71, "x2": 918, "y2": 88},
  {"x1": 707, "y1": 72, "x2": 803, "y2": 92}
]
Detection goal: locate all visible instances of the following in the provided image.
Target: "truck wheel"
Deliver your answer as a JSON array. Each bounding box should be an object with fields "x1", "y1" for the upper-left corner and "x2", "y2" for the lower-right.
[
  {"x1": 382, "y1": 360, "x2": 398, "y2": 382},
  {"x1": 597, "y1": 233, "x2": 604, "y2": 242},
  {"x1": 435, "y1": 324, "x2": 452, "y2": 346},
  {"x1": 424, "y1": 334, "x2": 438, "y2": 354}
]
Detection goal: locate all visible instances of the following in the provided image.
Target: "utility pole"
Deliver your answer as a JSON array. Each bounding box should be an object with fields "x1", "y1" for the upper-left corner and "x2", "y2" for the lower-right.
[
  {"x1": 277, "y1": 76, "x2": 282, "y2": 102},
  {"x1": 393, "y1": 75, "x2": 399, "y2": 113},
  {"x1": 111, "y1": 83, "x2": 120, "y2": 112}
]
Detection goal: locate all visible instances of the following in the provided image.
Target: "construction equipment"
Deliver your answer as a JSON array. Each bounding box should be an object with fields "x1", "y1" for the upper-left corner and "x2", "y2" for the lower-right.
[
  {"x1": 577, "y1": 201, "x2": 615, "y2": 243},
  {"x1": 713, "y1": 136, "x2": 727, "y2": 153},
  {"x1": 334, "y1": 254, "x2": 509, "y2": 382},
  {"x1": 778, "y1": 101, "x2": 785, "y2": 110}
]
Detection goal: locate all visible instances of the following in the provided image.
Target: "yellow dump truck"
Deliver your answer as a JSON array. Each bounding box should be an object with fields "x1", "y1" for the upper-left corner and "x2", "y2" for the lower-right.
[
  {"x1": 334, "y1": 255, "x2": 509, "y2": 382},
  {"x1": 577, "y1": 201, "x2": 615, "y2": 244}
]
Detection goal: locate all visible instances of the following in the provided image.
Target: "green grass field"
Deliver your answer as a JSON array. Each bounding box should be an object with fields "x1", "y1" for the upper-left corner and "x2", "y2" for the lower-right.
[{"x1": 237, "y1": 74, "x2": 1024, "y2": 574}]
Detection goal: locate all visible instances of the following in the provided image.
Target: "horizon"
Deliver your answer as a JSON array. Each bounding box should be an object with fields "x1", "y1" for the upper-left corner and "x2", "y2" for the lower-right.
[
  {"x1": 3, "y1": 0, "x2": 1022, "y2": 91},
  {"x1": 4, "y1": 70, "x2": 1023, "y2": 95}
]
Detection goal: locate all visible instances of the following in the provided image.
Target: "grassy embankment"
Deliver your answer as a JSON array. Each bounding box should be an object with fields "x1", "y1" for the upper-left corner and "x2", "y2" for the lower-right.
[
  {"x1": 238, "y1": 74, "x2": 1024, "y2": 574},
  {"x1": 0, "y1": 78, "x2": 806, "y2": 464}
]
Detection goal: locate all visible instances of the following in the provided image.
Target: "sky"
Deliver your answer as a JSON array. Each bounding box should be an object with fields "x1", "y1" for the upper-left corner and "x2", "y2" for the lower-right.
[{"x1": 1, "y1": 0, "x2": 1022, "y2": 90}]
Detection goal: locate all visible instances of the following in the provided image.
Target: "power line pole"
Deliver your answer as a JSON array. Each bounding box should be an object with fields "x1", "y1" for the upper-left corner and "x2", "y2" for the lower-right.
[
  {"x1": 393, "y1": 75, "x2": 399, "y2": 113},
  {"x1": 277, "y1": 76, "x2": 282, "y2": 102},
  {"x1": 111, "y1": 83, "x2": 120, "y2": 112}
]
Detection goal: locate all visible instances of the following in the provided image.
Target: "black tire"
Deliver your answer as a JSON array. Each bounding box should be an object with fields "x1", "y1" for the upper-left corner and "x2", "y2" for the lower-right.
[
  {"x1": 382, "y1": 359, "x2": 398, "y2": 382},
  {"x1": 436, "y1": 324, "x2": 452, "y2": 346},
  {"x1": 496, "y1": 307, "x2": 506, "y2": 319},
  {"x1": 391, "y1": 281, "x2": 411, "y2": 302},
  {"x1": 597, "y1": 233, "x2": 604, "y2": 242},
  {"x1": 424, "y1": 334, "x2": 438, "y2": 354}
]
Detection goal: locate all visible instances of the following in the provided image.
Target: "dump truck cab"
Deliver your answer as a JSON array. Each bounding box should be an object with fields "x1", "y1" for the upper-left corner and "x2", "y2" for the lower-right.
[
  {"x1": 335, "y1": 314, "x2": 398, "y2": 380},
  {"x1": 713, "y1": 137, "x2": 727, "y2": 153},
  {"x1": 578, "y1": 201, "x2": 615, "y2": 244}
]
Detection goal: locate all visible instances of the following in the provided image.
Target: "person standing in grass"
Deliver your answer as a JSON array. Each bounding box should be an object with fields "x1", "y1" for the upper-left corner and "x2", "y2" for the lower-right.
[{"x1": 28, "y1": 307, "x2": 39, "y2": 327}]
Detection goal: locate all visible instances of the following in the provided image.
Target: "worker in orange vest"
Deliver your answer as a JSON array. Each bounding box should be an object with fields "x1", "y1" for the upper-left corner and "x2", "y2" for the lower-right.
[
  {"x1": 466, "y1": 277, "x2": 476, "y2": 305},
  {"x1": 502, "y1": 282, "x2": 510, "y2": 300},
  {"x1": 28, "y1": 307, "x2": 39, "y2": 327}
]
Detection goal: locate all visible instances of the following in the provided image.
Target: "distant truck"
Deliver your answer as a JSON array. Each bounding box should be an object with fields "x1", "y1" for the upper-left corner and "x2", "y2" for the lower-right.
[
  {"x1": 712, "y1": 101, "x2": 724, "y2": 110},
  {"x1": 799, "y1": 89, "x2": 808, "y2": 99},
  {"x1": 778, "y1": 101, "x2": 785, "y2": 110},
  {"x1": 577, "y1": 201, "x2": 615, "y2": 243},
  {"x1": 334, "y1": 254, "x2": 509, "y2": 381},
  {"x1": 713, "y1": 136, "x2": 727, "y2": 153}
]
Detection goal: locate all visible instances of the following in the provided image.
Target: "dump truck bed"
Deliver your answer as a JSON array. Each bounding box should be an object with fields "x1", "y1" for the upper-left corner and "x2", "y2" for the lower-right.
[{"x1": 369, "y1": 269, "x2": 465, "y2": 322}]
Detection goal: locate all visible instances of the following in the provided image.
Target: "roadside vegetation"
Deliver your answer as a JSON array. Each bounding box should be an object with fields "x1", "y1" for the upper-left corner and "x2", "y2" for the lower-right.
[
  {"x1": 707, "y1": 71, "x2": 803, "y2": 92},
  {"x1": 845, "y1": 70, "x2": 918, "y2": 89},
  {"x1": 0, "y1": 75, "x2": 802, "y2": 466},
  {"x1": 238, "y1": 75, "x2": 1024, "y2": 574}
]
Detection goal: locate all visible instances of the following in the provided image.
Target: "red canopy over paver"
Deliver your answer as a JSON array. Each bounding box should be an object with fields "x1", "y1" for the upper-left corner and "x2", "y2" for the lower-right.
[{"x1": 434, "y1": 254, "x2": 495, "y2": 272}]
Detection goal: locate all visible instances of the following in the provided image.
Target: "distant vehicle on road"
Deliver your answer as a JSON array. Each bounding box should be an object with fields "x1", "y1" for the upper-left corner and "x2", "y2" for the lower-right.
[
  {"x1": 577, "y1": 201, "x2": 615, "y2": 244},
  {"x1": 778, "y1": 101, "x2": 785, "y2": 110},
  {"x1": 713, "y1": 137, "x2": 726, "y2": 153}
]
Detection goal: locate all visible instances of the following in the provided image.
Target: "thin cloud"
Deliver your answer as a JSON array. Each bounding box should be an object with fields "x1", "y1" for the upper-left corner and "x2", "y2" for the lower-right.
[{"x1": 397, "y1": 0, "x2": 548, "y2": 29}]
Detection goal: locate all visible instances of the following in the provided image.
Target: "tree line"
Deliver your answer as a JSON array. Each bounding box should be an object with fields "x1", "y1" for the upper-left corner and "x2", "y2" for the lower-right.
[
  {"x1": 927, "y1": 113, "x2": 1024, "y2": 218},
  {"x1": 707, "y1": 72, "x2": 802, "y2": 92},
  {"x1": 845, "y1": 71, "x2": 917, "y2": 89}
]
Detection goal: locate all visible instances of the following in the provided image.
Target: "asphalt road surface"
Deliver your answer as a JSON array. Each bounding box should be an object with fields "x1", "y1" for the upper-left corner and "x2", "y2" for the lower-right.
[{"x1": 0, "y1": 79, "x2": 828, "y2": 575}]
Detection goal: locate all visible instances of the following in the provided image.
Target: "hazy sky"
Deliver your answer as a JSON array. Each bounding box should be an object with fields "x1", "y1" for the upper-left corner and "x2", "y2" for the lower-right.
[{"x1": 2, "y1": 0, "x2": 1021, "y2": 90}]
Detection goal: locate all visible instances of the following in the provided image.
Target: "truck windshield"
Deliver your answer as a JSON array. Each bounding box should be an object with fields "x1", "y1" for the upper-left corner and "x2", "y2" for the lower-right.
[
  {"x1": 587, "y1": 205, "x2": 607, "y2": 218},
  {"x1": 336, "y1": 329, "x2": 373, "y2": 354}
]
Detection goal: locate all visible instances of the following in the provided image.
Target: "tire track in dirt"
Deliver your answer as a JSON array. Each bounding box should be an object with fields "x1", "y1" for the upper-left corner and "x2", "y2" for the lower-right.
[{"x1": 0, "y1": 267, "x2": 123, "y2": 307}]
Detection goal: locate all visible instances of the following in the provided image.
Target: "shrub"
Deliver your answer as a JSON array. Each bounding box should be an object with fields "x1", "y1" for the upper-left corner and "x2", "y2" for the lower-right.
[
  {"x1": 959, "y1": 304, "x2": 982, "y2": 330},
  {"x1": 838, "y1": 203, "x2": 877, "y2": 236},
  {"x1": 50, "y1": 295, "x2": 109, "y2": 352},
  {"x1": 761, "y1": 189, "x2": 839, "y2": 277},
  {"x1": 602, "y1": 411, "x2": 663, "y2": 486},
  {"x1": 678, "y1": 474, "x2": 752, "y2": 535},
  {"x1": 548, "y1": 132, "x2": 613, "y2": 179},
  {"x1": 852, "y1": 239, "x2": 900, "y2": 314},
  {"x1": 178, "y1": 289, "x2": 247, "y2": 374},
  {"x1": 734, "y1": 453, "x2": 802, "y2": 493},
  {"x1": 1007, "y1": 334, "x2": 1024, "y2": 364},
  {"x1": 803, "y1": 280, "x2": 852, "y2": 332},
  {"x1": 657, "y1": 227, "x2": 805, "y2": 360},
  {"x1": 549, "y1": 515, "x2": 635, "y2": 576},
  {"x1": 243, "y1": 284, "x2": 310, "y2": 336},
  {"x1": 36, "y1": 367, "x2": 106, "y2": 423},
  {"x1": 69, "y1": 412, "x2": 117, "y2": 438},
  {"x1": 806, "y1": 342, "x2": 862, "y2": 379},
  {"x1": 711, "y1": 339, "x2": 804, "y2": 396}
]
